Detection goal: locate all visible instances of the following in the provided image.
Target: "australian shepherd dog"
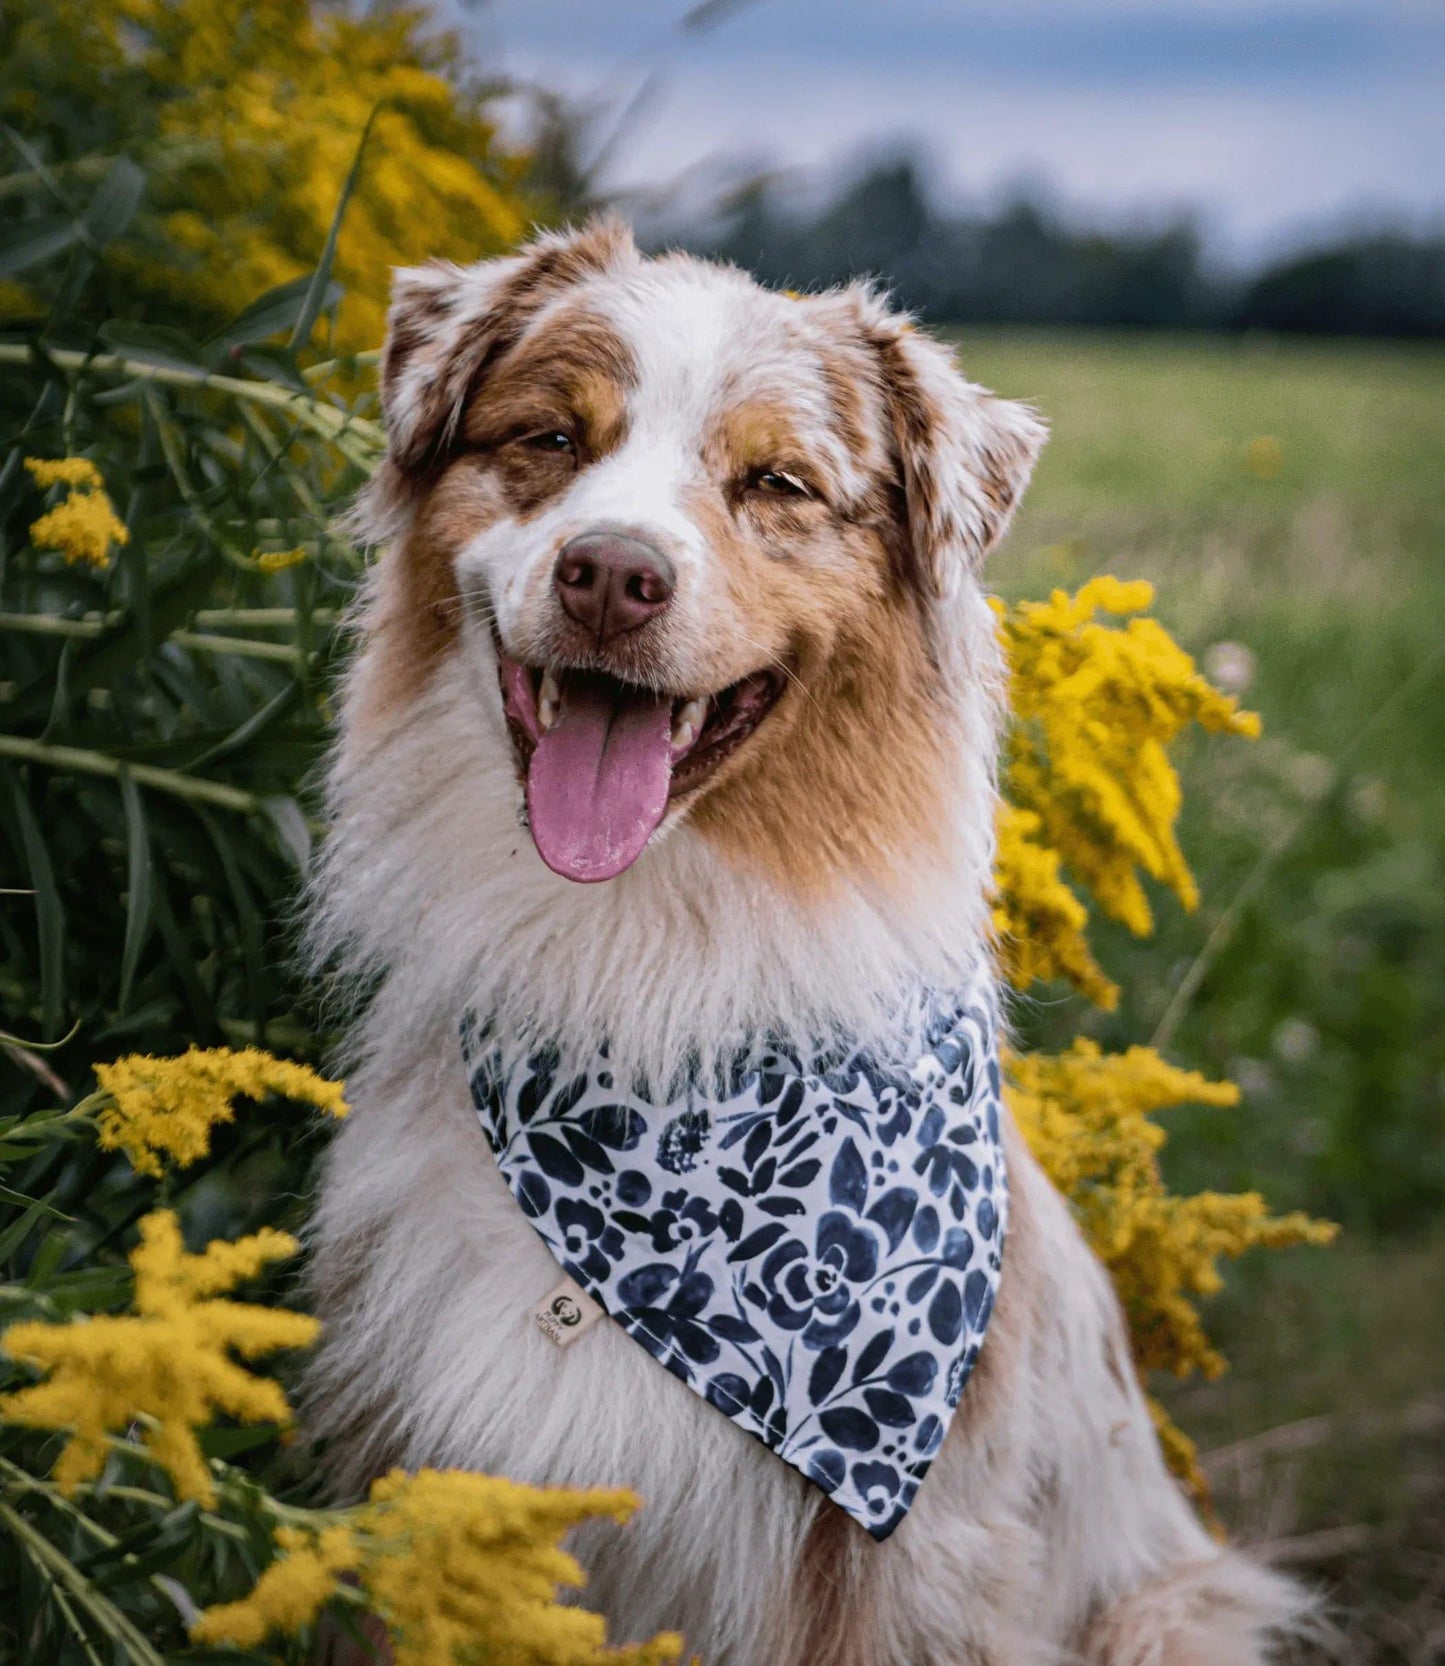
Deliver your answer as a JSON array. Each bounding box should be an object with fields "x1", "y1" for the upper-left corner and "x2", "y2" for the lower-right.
[{"x1": 303, "y1": 219, "x2": 1308, "y2": 1664}]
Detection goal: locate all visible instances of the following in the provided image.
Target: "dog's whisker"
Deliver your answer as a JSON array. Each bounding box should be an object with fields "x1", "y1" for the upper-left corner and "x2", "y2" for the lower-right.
[{"x1": 730, "y1": 630, "x2": 819, "y2": 714}]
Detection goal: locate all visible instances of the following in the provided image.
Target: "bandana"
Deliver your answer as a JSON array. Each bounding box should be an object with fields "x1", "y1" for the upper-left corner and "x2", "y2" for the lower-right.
[{"x1": 462, "y1": 963, "x2": 1006, "y2": 1541}]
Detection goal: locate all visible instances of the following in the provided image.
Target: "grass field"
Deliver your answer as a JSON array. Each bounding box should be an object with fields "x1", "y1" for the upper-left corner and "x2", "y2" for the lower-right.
[{"x1": 952, "y1": 330, "x2": 1445, "y2": 1659}]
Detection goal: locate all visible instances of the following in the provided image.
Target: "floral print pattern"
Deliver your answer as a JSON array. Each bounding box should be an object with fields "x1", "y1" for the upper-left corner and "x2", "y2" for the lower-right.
[{"x1": 461, "y1": 963, "x2": 1007, "y2": 1541}]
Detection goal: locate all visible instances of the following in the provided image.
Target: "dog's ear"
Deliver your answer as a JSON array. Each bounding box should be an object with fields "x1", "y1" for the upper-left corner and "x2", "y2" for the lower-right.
[
  {"x1": 848, "y1": 290, "x2": 1047, "y2": 600},
  {"x1": 379, "y1": 217, "x2": 637, "y2": 474}
]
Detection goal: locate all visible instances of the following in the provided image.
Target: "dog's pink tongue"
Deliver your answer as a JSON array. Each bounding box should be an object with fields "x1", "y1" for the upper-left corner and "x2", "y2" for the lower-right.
[{"x1": 526, "y1": 674, "x2": 673, "y2": 883}]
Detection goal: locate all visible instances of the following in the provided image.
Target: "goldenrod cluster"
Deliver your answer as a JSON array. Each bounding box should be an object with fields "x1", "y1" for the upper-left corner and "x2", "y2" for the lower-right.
[
  {"x1": 253, "y1": 546, "x2": 309, "y2": 572},
  {"x1": 994, "y1": 578, "x2": 1333, "y2": 1498},
  {"x1": 0, "y1": 1210, "x2": 315, "y2": 1505},
  {"x1": 27, "y1": 0, "x2": 542, "y2": 355},
  {"x1": 194, "y1": 1467, "x2": 683, "y2": 1666},
  {"x1": 993, "y1": 803, "x2": 1118, "y2": 1008},
  {"x1": 1007, "y1": 1041, "x2": 1333, "y2": 1371},
  {"x1": 993, "y1": 577, "x2": 1259, "y2": 991},
  {"x1": 94, "y1": 1045, "x2": 349, "y2": 1176},
  {"x1": 24, "y1": 456, "x2": 130, "y2": 569}
]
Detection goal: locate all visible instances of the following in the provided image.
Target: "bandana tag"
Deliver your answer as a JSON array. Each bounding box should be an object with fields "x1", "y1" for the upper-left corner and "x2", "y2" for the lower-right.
[{"x1": 535, "y1": 1274, "x2": 605, "y2": 1347}]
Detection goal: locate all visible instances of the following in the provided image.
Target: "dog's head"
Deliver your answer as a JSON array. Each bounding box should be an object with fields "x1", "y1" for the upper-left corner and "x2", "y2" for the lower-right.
[{"x1": 355, "y1": 219, "x2": 1043, "y2": 896}]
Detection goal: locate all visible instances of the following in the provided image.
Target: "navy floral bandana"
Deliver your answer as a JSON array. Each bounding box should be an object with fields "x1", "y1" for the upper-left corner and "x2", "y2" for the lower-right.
[{"x1": 461, "y1": 963, "x2": 1007, "y2": 1541}]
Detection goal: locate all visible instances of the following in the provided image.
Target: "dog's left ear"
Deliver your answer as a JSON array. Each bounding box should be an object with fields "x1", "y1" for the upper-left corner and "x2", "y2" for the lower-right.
[
  {"x1": 379, "y1": 217, "x2": 637, "y2": 475},
  {"x1": 852, "y1": 292, "x2": 1047, "y2": 600}
]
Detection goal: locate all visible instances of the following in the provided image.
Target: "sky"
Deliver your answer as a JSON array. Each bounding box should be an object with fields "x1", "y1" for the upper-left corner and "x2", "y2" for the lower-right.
[{"x1": 469, "y1": 0, "x2": 1445, "y2": 261}]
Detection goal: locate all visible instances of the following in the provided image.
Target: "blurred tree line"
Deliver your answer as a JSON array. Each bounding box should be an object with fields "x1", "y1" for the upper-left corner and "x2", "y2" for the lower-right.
[{"x1": 662, "y1": 154, "x2": 1445, "y2": 337}]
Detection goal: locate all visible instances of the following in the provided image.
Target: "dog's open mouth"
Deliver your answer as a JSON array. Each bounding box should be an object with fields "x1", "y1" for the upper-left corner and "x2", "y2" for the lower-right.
[{"x1": 496, "y1": 645, "x2": 785, "y2": 883}]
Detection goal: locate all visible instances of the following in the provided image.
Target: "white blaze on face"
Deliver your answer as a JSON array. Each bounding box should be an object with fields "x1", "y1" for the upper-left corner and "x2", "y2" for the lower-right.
[{"x1": 451, "y1": 270, "x2": 816, "y2": 884}]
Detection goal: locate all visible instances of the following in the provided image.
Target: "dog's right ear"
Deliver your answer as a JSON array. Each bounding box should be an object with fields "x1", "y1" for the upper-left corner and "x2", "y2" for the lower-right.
[
  {"x1": 836, "y1": 286, "x2": 1046, "y2": 601},
  {"x1": 379, "y1": 217, "x2": 637, "y2": 474}
]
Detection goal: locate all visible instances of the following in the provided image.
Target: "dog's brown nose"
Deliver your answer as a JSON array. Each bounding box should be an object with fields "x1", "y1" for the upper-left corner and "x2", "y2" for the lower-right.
[{"x1": 553, "y1": 533, "x2": 676, "y2": 643}]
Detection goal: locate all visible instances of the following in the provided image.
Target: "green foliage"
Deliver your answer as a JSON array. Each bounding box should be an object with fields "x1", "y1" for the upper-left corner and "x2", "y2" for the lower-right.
[
  {"x1": 963, "y1": 329, "x2": 1445, "y2": 1656},
  {"x1": 0, "y1": 1096, "x2": 325, "y2": 1665},
  {"x1": 965, "y1": 329, "x2": 1445, "y2": 1234},
  {"x1": 0, "y1": 285, "x2": 376, "y2": 1093}
]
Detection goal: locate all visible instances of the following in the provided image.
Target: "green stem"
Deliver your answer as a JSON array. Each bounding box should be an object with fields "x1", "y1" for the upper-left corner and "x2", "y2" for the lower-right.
[
  {"x1": 0, "y1": 1461, "x2": 250, "y2": 1547},
  {"x1": 0, "y1": 1498, "x2": 168, "y2": 1666},
  {"x1": 303, "y1": 347, "x2": 382, "y2": 382},
  {"x1": 168, "y1": 630, "x2": 304, "y2": 665},
  {"x1": 0, "y1": 154, "x2": 113, "y2": 201},
  {"x1": 0, "y1": 1284, "x2": 63, "y2": 1313},
  {"x1": 0, "y1": 344, "x2": 385, "y2": 458},
  {"x1": 0, "y1": 607, "x2": 340, "y2": 639},
  {"x1": 0, "y1": 734, "x2": 267, "y2": 815},
  {"x1": 0, "y1": 611, "x2": 115, "y2": 639},
  {"x1": 50, "y1": 1581, "x2": 109, "y2": 1666},
  {"x1": 192, "y1": 607, "x2": 340, "y2": 628}
]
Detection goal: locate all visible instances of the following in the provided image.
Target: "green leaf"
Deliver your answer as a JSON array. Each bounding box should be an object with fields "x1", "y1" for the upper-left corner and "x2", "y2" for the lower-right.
[
  {"x1": 0, "y1": 1181, "x2": 69, "y2": 1216},
  {"x1": 184, "y1": 681, "x2": 299, "y2": 772},
  {"x1": 288, "y1": 103, "x2": 381, "y2": 351},
  {"x1": 86, "y1": 1503, "x2": 202, "y2": 1588},
  {"x1": 97, "y1": 319, "x2": 209, "y2": 374},
  {"x1": 0, "y1": 1189, "x2": 63, "y2": 1262},
  {"x1": 0, "y1": 216, "x2": 82, "y2": 276},
  {"x1": 81, "y1": 156, "x2": 145, "y2": 250},
  {"x1": 46, "y1": 1266, "x2": 134, "y2": 1314},
  {"x1": 198, "y1": 808, "x2": 267, "y2": 1032},
  {"x1": 0, "y1": 123, "x2": 79, "y2": 213},
  {"x1": 148, "y1": 869, "x2": 217, "y2": 1037},
  {"x1": 10, "y1": 780, "x2": 65, "y2": 1038},
  {"x1": 27, "y1": 1225, "x2": 69, "y2": 1284},
  {"x1": 214, "y1": 273, "x2": 338, "y2": 352},
  {"x1": 117, "y1": 769, "x2": 155, "y2": 1015}
]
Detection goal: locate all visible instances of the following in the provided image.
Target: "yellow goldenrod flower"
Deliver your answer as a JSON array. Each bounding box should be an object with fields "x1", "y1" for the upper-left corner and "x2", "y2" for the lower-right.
[
  {"x1": 0, "y1": 1210, "x2": 317, "y2": 1506},
  {"x1": 94, "y1": 1046, "x2": 349, "y2": 1177},
  {"x1": 25, "y1": 456, "x2": 129, "y2": 569},
  {"x1": 254, "y1": 546, "x2": 309, "y2": 572},
  {"x1": 193, "y1": 1523, "x2": 361, "y2": 1648},
  {"x1": 992, "y1": 804, "x2": 1118, "y2": 1008},
  {"x1": 1243, "y1": 435, "x2": 1284, "y2": 479},
  {"x1": 992, "y1": 577, "x2": 1260, "y2": 969},
  {"x1": 194, "y1": 1467, "x2": 684, "y2": 1666},
  {"x1": 0, "y1": 276, "x2": 32, "y2": 318},
  {"x1": 1146, "y1": 1396, "x2": 1213, "y2": 1517},
  {"x1": 25, "y1": 457, "x2": 106, "y2": 491}
]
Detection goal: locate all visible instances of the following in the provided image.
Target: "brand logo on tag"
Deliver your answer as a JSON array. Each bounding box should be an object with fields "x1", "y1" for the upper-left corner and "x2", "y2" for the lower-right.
[{"x1": 535, "y1": 1276, "x2": 604, "y2": 1347}]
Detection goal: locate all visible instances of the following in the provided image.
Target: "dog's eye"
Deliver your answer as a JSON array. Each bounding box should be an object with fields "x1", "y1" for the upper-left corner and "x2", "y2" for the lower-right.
[
  {"x1": 519, "y1": 431, "x2": 575, "y2": 454},
  {"x1": 753, "y1": 469, "x2": 812, "y2": 498}
]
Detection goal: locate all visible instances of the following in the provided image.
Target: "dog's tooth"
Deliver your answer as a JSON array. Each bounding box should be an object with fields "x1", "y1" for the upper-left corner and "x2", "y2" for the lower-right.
[
  {"x1": 538, "y1": 670, "x2": 562, "y2": 731},
  {"x1": 671, "y1": 697, "x2": 707, "y2": 751}
]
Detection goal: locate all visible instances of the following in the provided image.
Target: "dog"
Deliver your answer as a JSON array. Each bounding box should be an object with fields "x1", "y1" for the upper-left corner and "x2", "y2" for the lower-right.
[{"x1": 303, "y1": 218, "x2": 1309, "y2": 1664}]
